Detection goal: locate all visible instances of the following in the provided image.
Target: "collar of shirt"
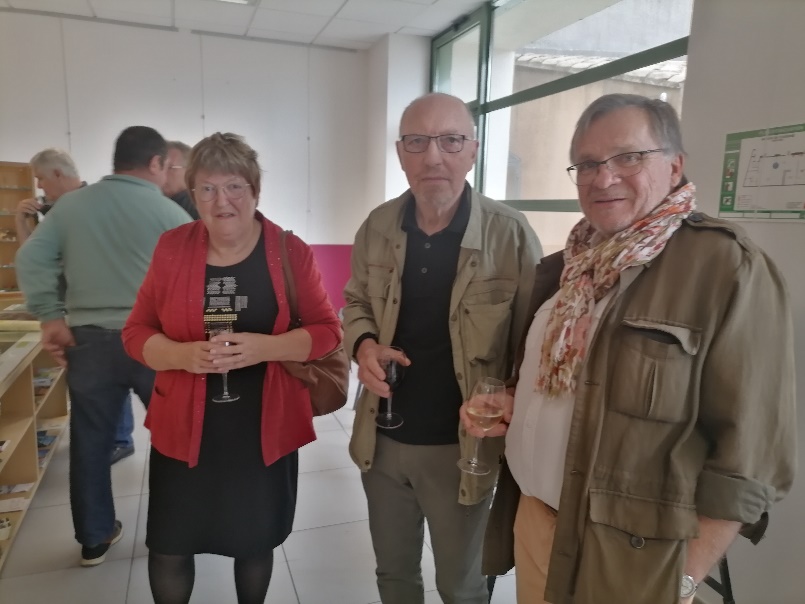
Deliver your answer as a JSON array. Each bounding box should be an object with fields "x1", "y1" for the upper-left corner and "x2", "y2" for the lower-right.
[{"x1": 401, "y1": 183, "x2": 471, "y2": 236}]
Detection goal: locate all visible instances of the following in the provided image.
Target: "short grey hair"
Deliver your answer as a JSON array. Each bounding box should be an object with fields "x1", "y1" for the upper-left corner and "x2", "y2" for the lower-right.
[
  {"x1": 167, "y1": 140, "x2": 192, "y2": 162},
  {"x1": 399, "y1": 92, "x2": 476, "y2": 137},
  {"x1": 29, "y1": 148, "x2": 80, "y2": 179},
  {"x1": 570, "y1": 94, "x2": 686, "y2": 161}
]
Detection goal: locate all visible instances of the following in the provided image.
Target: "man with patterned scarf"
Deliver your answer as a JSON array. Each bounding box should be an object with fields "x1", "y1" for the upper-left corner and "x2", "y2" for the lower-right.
[{"x1": 463, "y1": 94, "x2": 797, "y2": 604}]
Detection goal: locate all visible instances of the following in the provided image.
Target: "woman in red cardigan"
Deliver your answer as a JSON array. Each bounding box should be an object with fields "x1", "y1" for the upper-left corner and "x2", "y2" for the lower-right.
[{"x1": 123, "y1": 132, "x2": 341, "y2": 604}]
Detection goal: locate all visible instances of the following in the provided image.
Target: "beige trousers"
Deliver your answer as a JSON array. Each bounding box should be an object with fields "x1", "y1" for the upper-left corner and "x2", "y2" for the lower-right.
[{"x1": 514, "y1": 494, "x2": 558, "y2": 604}]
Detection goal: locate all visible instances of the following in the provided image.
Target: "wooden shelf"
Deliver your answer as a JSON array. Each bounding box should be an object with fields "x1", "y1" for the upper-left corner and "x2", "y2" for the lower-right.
[{"x1": 0, "y1": 330, "x2": 66, "y2": 573}]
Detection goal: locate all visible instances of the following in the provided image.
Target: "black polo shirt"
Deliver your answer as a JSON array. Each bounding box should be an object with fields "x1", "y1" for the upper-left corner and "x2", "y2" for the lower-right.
[{"x1": 383, "y1": 187, "x2": 471, "y2": 446}]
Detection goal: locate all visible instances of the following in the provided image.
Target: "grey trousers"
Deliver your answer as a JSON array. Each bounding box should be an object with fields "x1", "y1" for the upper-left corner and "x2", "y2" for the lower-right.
[{"x1": 362, "y1": 434, "x2": 491, "y2": 604}]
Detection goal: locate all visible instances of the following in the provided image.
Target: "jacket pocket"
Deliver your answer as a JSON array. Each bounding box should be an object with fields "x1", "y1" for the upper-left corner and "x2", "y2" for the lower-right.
[
  {"x1": 367, "y1": 264, "x2": 393, "y2": 299},
  {"x1": 607, "y1": 319, "x2": 700, "y2": 422},
  {"x1": 573, "y1": 491, "x2": 694, "y2": 604},
  {"x1": 460, "y1": 299, "x2": 513, "y2": 362}
]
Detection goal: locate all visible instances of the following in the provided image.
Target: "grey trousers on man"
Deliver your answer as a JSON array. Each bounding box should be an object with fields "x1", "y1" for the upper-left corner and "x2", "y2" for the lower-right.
[{"x1": 362, "y1": 434, "x2": 490, "y2": 604}]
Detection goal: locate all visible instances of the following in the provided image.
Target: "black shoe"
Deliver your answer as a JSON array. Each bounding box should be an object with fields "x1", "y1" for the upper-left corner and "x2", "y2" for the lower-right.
[
  {"x1": 110, "y1": 445, "x2": 135, "y2": 465},
  {"x1": 81, "y1": 520, "x2": 123, "y2": 567}
]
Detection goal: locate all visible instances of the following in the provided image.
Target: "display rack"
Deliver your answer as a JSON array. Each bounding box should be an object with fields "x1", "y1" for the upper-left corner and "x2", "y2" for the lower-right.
[
  {"x1": 0, "y1": 331, "x2": 68, "y2": 572},
  {"x1": 0, "y1": 162, "x2": 35, "y2": 294}
]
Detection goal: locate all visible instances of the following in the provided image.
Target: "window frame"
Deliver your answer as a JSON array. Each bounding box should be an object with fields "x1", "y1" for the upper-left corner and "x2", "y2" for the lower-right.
[{"x1": 430, "y1": 2, "x2": 689, "y2": 212}]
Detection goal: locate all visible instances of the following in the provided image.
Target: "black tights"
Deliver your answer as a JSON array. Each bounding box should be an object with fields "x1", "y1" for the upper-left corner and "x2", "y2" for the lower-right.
[{"x1": 149, "y1": 551, "x2": 274, "y2": 604}]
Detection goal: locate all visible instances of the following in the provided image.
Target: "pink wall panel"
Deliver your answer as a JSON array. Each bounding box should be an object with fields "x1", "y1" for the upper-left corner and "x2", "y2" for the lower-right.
[{"x1": 309, "y1": 244, "x2": 353, "y2": 313}]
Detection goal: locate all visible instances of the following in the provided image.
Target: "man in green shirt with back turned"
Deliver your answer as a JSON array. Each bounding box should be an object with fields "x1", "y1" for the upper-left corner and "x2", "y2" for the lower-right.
[{"x1": 16, "y1": 126, "x2": 191, "y2": 567}]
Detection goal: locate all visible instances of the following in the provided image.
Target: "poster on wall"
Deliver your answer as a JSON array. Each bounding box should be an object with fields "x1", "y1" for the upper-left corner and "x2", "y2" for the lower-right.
[{"x1": 718, "y1": 123, "x2": 805, "y2": 220}]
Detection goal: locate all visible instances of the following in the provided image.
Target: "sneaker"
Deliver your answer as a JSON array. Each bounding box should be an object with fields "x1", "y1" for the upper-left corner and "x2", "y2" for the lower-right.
[
  {"x1": 81, "y1": 520, "x2": 123, "y2": 567},
  {"x1": 110, "y1": 445, "x2": 135, "y2": 465}
]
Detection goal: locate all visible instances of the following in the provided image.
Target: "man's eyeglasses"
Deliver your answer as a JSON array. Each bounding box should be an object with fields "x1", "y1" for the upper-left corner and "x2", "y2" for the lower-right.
[
  {"x1": 192, "y1": 182, "x2": 251, "y2": 203},
  {"x1": 169, "y1": 165, "x2": 184, "y2": 170},
  {"x1": 566, "y1": 149, "x2": 667, "y2": 186},
  {"x1": 399, "y1": 134, "x2": 473, "y2": 154}
]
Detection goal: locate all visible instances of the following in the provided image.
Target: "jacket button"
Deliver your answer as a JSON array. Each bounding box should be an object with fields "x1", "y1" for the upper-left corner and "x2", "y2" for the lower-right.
[
  {"x1": 688, "y1": 212, "x2": 703, "y2": 223},
  {"x1": 460, "y1": 489, "x2": 466, "y2": 496},
  {"x1": 364, "y1": 460, "x2": 370, "y2": 466},
  {"x1": 569, "y1": 469, "x2": 582, "y2": 476},
  {"x1": 456, "y1": 372, "x2": 463, "y2": 381},
  {"x1": 451, "y1": 313, "x2": 457, "y2": 321},
  {"x1": 393, "y1": 298, "x2": 398, "y2": 304},
  {"x1": 369, "y1": 408, "x2": 376, "y2": 415},
  {"x1": 630, "y1": 535, "x2": 645, "y2": 549},
  {"x1": 470, "y1": 261, "x2": 477, "y2": 267}
]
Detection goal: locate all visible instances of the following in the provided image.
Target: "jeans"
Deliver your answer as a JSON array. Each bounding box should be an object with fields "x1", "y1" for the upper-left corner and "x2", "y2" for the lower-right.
[
  {"x1": 66, "y1": 326, "x2": 156, "y2": 546},
  {"x1": 114, "y1": 394, "x2": 135, "y2": 448}
]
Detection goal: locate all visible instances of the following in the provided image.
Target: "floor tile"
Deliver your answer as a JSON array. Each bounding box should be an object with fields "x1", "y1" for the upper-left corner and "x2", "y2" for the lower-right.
[
  {"x1": 312, "y1": 413, "x2": 342, "y2": 433},
  {"x1": 299, "y1": 429, "x2": 353, "y2": 473},
  {"x1": 293, "y1": 467, "x2": 368, "y2": 532},
  {"x1": 490, "y1": 573, "x2": 517, "y2": 603},
  {"x1": 285, "y1": 520, "x2": 378, "y2": 604},
  {"x1": 333, "y1": 406, "x2": 355, "y2": 431},
  {"x1": 0, "y1": 494, "x2": 140, "y2": 578},
  {"x1": 286, "y1": 520, "x2": 436, "y2": 604},
  {"x1": 0, "y1": 558, "x2": 131, "y2": 604}
]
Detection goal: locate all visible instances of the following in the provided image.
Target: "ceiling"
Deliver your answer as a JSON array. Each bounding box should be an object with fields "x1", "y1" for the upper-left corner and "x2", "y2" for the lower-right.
[{"x1": 0, "y1": 0, "x2": 488, "y2": 50}]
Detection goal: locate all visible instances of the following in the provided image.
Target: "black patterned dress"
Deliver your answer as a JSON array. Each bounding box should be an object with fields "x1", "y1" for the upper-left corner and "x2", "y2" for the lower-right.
[{"x1": 147, "y1": 233, "x2": 298, "y2": 557}]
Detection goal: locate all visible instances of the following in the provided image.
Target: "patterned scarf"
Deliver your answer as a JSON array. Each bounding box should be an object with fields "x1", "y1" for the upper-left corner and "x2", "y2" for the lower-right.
[{"x1": 536, "y1": 182, "x2": 697, "y2": 396}]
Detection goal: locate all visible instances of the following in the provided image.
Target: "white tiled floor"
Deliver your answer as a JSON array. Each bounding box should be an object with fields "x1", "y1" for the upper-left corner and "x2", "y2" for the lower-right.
[{"x1": 0, "y1": 381, "x2": 517, "y2": 603}]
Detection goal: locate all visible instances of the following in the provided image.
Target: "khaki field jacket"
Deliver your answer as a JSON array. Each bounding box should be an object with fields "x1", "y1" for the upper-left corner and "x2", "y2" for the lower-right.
[
  {"x1": 343, "y1": 187, "x2": 542, "y2": 505},
  {"x1": 483, "y1": 212, "x2": 797, "y2": 604}
]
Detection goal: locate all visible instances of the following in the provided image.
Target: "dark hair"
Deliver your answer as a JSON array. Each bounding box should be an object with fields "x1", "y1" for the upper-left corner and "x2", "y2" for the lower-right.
[
  {"x1": 570, "y1": 94, "x2": 686, "y2": 162},
  {"x1": 113, "y1": 126, "x2": 167, "y2": 171}
]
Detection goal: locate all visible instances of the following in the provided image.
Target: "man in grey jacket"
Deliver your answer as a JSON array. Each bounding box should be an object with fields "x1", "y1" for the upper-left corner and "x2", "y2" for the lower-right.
[{"x1": 343, "y1": 92, "x2": 542, "y2": 604}]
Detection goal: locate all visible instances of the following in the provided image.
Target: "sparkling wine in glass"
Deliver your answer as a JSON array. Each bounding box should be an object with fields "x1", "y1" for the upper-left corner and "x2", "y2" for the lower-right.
[
  {"x1": 208, "y1": 323, "x2": 240, "y2": 403},
  {"x1": 457, "y1": 377, "x2": 506, "y2": 475},
  {"x1": 376, "y1": 346, "x2": 405, "y2": 429}
]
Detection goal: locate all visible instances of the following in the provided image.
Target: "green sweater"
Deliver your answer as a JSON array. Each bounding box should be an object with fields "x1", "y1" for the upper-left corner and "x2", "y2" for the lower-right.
[{"x1": 16, "y1": 174, "x2": 192, "y2": 329}]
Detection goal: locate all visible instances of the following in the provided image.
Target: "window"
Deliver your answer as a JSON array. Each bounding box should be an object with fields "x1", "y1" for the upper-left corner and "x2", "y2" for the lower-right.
[{"x1": 432, "y1": 0, "x2": 693, "y2": 249}]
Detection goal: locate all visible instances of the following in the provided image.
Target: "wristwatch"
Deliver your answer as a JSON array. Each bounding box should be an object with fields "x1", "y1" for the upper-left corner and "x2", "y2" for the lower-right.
[{"x1": 680, "y1": 574, "x2": 698, "y2": 598}]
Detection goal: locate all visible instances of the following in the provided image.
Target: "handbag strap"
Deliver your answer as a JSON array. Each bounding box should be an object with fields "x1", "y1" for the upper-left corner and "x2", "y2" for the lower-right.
[{"x1": 279, "y1": 230, "x2": 301, "y2": 328}]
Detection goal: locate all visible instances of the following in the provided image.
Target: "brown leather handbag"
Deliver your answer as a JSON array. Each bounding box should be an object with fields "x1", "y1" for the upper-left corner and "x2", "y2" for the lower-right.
[{"x1": 279, "y1": 231, "x2": 350, "y2": 416}]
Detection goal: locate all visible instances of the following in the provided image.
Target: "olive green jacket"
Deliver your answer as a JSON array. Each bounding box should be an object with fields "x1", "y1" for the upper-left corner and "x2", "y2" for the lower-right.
[
  {"x1": 343, "y1": 187, "x2": 542, "y2": 505},
  {"x1": 483, "y1": 212, "x2": 797, "y2": 603}
]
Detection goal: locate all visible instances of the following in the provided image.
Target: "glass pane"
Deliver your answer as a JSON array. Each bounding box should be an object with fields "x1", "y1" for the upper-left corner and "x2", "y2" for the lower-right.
[
  {"x1": 433, "y1": 25, "x2": 481, "y2": 103},
  {"x1": 521, "y1": 211, "x2": 584, "y2": 257},
  {"x1": 483, "y1": 60, "x2": 686, "y2": 201},
  {"x1": 489, "y1": 0, "x2": 693, "y2": 101}
]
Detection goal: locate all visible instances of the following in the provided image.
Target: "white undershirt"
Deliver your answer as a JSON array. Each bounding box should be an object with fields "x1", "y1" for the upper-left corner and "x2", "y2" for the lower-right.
[{"x1": 506, "y1": 288, "x2": 614, "y2": 510}]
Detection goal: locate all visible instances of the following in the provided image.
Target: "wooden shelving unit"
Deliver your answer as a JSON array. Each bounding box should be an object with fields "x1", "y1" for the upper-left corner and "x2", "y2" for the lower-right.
[
  {"x1": 0, "y1": 162, "x2": 35, "y2": 295},
  {"x1": 0, "y1": 331, "x2": 67, "y2": 572}
]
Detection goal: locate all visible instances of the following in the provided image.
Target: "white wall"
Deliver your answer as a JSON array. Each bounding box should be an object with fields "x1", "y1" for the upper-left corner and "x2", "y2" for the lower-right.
[
  {"x1": 0, "y1": 12, "x2": 368, "y2": 245},
  {"x1": 364, "y1": 33, "x2": 429, "y2": 207},
  {"x1": 681, "y1": 1, "x2": 805, "y2": 602}
]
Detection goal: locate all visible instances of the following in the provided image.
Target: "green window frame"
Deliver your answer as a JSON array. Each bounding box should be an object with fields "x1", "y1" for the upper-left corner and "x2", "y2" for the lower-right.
[{"x1": 430, "y1": 2, "x2": 689, "y2": 212}]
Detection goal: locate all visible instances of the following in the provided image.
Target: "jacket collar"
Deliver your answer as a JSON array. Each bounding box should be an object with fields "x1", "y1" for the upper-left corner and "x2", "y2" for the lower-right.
[{"x1": 370, "y1": 181, "x2": 484, "y2": 250}]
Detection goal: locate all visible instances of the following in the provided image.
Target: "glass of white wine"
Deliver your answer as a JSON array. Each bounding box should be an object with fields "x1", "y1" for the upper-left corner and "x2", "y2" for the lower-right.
[
  {"x1": 208, "y1": 323, "x2": 240, "y2": 403},
  {"x1": 457, "y1": 377, "x2": 506, "y2": 475}
]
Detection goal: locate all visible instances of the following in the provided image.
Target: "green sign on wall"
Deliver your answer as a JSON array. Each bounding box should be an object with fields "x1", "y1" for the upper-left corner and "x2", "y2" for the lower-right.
[{"x1": 719, "y1": 123, "x2": 805, "y2": 220}]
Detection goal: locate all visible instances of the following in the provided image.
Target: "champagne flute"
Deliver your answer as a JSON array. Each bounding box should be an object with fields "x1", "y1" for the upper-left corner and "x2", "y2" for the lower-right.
[
  {"x1": 376, "y1": 346, "x2": 405, "y2": 429},
  {"x1": 457, "y1": 377, "x2": 506, "y2": 475},
  {"x1": 208, "y1": 323, "x2": 240, "y2": 403}
]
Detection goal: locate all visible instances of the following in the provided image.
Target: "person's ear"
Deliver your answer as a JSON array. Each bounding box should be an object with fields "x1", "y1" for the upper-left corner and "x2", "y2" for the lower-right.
[
  {"x1": 149, "y1": 155, "x2": 165, "y2": 174},
  {"x1": 670, "y1": 152, "x2": 685, "y2": 188}
]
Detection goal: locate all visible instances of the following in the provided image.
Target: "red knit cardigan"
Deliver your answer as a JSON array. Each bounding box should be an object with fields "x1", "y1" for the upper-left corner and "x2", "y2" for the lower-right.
[{"x1": 122, "y1": 213, "x2": 342, "y2": 467}]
